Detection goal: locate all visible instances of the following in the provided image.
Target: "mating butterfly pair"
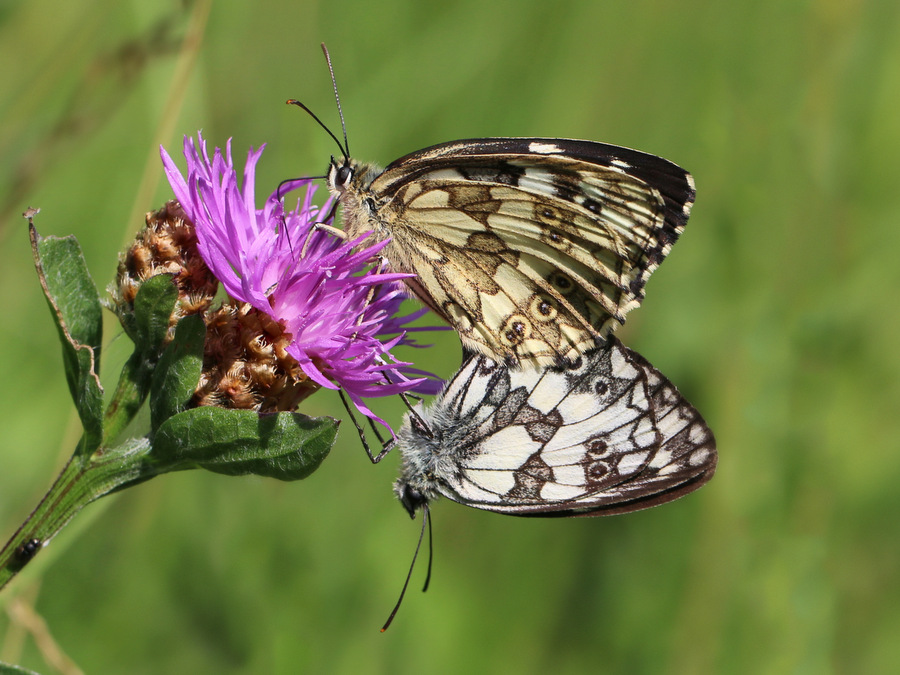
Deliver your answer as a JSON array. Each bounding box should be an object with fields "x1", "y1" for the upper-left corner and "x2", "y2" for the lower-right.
[
  {"x1": 300, "y1": 45, "x2": 716, "y2": 628},
  {"x1": 324, "y1": 134, "x2": 715, "y2": 518}
]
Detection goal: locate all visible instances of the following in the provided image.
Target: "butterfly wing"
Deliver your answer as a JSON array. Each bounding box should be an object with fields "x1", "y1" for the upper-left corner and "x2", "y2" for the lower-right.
[
  {"x1": 370, "y1": 139, "x2": 694, "y2": 365},
  {"x1": 610, "y1": 348, "x2": 717, "y2": 514},
  {"x1": 395, "y1": 337, "x2": 715, "y2": 517}
]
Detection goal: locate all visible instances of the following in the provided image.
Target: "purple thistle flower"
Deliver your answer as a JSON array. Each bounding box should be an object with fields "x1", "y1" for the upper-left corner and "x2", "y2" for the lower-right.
[{"x1": 160, "y1": 133, "x2": 442, "y2": 431}]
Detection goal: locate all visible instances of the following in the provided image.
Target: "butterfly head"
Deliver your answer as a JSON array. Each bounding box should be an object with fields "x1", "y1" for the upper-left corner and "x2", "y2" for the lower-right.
[
  {"x1": 326, "y1": 155, "x2": 384, "y2": 196},
  {"x1": 393, "y1": 479, "x2": 429, "y2": 519},
  {"x1": 326, "y1": 155, "x2": 355, "y2": 194}
]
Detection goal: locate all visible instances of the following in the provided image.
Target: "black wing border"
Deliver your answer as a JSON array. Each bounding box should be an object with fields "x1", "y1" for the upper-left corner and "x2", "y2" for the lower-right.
[{"x1": 378, "y1": 137, "x2": 695, "y2": 240}]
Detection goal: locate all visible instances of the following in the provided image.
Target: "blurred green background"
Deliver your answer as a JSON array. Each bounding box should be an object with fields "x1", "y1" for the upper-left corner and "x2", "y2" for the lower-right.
[{"x1": 1, "y1": 0, "x2": 898, "y2": 673}]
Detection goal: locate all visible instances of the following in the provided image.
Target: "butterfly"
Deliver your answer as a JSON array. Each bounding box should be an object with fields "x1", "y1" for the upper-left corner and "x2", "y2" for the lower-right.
[
  {"x1": 393, "y1": 336, "x2": 716, "y2": 518},
  {"x1": 326, "y1": 139, "x2": 694, "y2": 368},
  {"x1": 292, "y1": 47, "x2": 695, "y2": 368}
]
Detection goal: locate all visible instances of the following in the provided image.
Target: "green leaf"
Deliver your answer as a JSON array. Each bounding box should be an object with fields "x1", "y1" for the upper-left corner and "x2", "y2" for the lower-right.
[
  {"x1": 102, "y1": 276, "x2": 180, "y2": 444},
  {"x1": 152, "y1": 407, "x2": 337, "y2": 480},
  {"x1": 132, "y1": 274, "x2": 179, "y2": 355},
  {"x1": 29, "y1": 225, "x2": 104, "y2": 451},
  {"x1": 150, "y1": 314, "x2": 205, "y2": 432}
]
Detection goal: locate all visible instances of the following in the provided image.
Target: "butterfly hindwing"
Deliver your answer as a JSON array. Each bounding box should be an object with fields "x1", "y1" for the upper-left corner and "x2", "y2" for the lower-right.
[
  {"x1": 331, "y1": 138, "x2": 695, "y2": 366},
  {"x1": 610, "y1": 348, "x2": 718, "y2": 512},
  {"x1": 394, "y1": 337, "x2": 716, "y2": 517}
]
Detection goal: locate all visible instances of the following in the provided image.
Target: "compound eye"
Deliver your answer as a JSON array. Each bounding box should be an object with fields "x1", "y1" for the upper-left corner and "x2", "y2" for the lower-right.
[{"x1": 336, "y1": 164, "x2": 353, "y2": 186}]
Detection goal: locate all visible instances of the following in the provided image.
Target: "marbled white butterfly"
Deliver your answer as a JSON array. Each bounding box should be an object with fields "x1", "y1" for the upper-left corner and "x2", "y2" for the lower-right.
[
  {"x1": 294, "y1": 46, "x2": 695, "y2": 368},
  {"x1": 380, "y1": 337, "x2": 715, "y2": 628},
  {"x1": 394, "y1": 337, "x2": 716, "y2": 517}
]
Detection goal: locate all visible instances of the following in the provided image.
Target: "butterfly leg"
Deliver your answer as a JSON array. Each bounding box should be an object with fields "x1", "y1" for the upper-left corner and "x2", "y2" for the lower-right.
[
  {"x1": 297, "y1": 221, "x2": 348, "y2": 259},
  {"x1": 312, "y1": 222, "x2": 346, "y2": 240},
  {"x1": 335, "y1": 256, "x2": 438, "y2": 459},
  {"x1": 337, "y1": 389, "x2": 395, "y2": 463},
  {"x1": 395, "y1": 387, "x2": 433, "y2": 439},
  {"x1": 328, "y1": 257, "x2": 408, "y2": 463}
]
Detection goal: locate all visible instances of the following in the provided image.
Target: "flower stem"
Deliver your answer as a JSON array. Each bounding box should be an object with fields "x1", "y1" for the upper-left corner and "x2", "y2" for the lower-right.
[{"x1": 0, "y1": 436, "x2": 153, "y2": 591}]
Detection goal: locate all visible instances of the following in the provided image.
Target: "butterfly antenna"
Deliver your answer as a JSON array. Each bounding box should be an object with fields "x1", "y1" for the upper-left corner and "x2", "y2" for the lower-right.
[
  {"x1": 276, "y1": 174, "x2": 327, "y2": 203},
  {"x1": 422, "y1": 504, "x2": 434, "y2": 592},
  {"x1": 286, "y1": 98, "x2": 347, "y2": 160},
  {"x1": 381, "y1": 504, "x2": 430, "y2": 632},
  {"x1": 320, "y1": 42, "x2": 350, "y2": 160}
]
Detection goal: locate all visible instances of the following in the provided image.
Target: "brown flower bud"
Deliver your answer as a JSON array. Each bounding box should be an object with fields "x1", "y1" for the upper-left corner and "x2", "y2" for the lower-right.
[{"x1": 110, "y1": 201, "x2": 218, "y2": 341}]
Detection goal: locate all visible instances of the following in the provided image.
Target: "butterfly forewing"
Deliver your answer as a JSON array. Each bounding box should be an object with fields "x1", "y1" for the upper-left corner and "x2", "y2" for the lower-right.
[
  {"x1": 332, "y1": 137, "x2": 694, "y2": 366},
  {"x1": 394, "y1": 338, "x2": 715, "y2": 517},
  {"x1": 387, "y1": 182, "x2": 629, "y2": 360}
]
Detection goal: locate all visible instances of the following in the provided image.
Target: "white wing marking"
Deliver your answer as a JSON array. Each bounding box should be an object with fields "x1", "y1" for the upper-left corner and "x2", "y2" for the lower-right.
[
  {"x1": 465, "y1": 427, "x2": 540, "y2": 470},
  {"x1": 524, "y1": 370, "x2": 570, "y2": 413},
  {"x1": 617, "y1": 450, "x2": 651, "y2": 474},
  {"x1": 527, "y1": 142, "x2": 564, "y2": 154},
  {"x1": 552, "y1": 464, "x2": 586, "y2": 486},
  {"x1": 540, "y1": 482, "x2": 584, "y2": 500},
  {"x1": 464, "y1": 469, "x2": 516, "y2": 495},
  {"x1": 455, "y1": 478, "x2": 504, "y2": 503}
]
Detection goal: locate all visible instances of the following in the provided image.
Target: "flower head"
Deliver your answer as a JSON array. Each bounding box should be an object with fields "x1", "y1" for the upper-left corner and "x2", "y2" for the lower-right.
[{"x1": 160, "y1": 133, "x2": 441, "y2": 430}]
